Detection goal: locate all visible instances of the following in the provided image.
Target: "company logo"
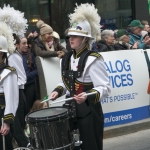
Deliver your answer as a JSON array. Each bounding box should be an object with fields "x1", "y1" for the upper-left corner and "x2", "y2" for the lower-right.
[{"x1": 104, "y1": 59, "x2": 133, "y2": 88}]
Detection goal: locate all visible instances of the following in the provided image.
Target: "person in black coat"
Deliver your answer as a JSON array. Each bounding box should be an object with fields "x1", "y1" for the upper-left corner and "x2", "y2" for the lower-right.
[
  {"x1": 96, "y1": 29, "x2": 115, "y2": 52},
  {"x1": 114, "y1": 29, "x2": 138, "y2": 50}
]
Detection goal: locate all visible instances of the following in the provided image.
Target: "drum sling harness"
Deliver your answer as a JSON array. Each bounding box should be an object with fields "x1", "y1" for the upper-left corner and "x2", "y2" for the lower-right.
[
  {"x1": 61, "y1": 50, "x2": 94, "y2": 97},
  {"x1": 0, "y1": 63, "x2": 9, "y2": 106}
]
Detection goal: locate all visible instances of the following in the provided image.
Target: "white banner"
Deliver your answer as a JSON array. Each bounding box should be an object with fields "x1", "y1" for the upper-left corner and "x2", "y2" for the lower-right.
[
  {"x1": 100, "y1": 50, "x2": 150, "y2": 127},
  {"x1": 36, "y1": 50, "x2": 150, "y2": 127}
]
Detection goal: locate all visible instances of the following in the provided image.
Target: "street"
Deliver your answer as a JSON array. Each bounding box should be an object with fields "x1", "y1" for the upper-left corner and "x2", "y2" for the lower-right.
[{"x1": 103, "y1": 129, "x2": 150, "y2": 150}]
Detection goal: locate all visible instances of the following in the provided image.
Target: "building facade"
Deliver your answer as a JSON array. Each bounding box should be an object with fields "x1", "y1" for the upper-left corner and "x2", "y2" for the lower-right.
[{"x1": 0, "y1": 0, "x2": 149, "y2": 37}]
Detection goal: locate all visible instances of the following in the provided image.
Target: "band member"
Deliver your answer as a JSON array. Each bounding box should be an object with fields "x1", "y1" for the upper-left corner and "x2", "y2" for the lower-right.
[
  {"x1": 0, "y1": 22, "x2": 19, "y2": 150},
  {"x1": 50, "y1": 3, "x2": 110, "y2": 150},
  {"x1": 0, "y1": 5, "x2": 30, "y2": 148},
  {"x1": 21, "y1": 36, "x2": 38, "y2": 113},
  {"x1": 8, "y1": 35, "x2": 30, "y2": 147}
]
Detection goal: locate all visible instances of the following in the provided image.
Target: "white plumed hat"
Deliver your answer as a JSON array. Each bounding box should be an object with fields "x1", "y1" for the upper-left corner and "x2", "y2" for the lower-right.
[
  {"x1": 0, "y1": 22, "x2": 15, "y2": 54},
  {"x1": 68, "y1": 3, "x2": 101, "y2": 40},
  {"x1": 0, "y1": 4, "x2": 28, "y2": 38}
]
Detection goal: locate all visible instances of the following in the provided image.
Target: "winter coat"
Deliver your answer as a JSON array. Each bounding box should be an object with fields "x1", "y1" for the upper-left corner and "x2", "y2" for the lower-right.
[
  {"x1": 114, "y1": 43, "x2": 128, "y2": 50},
  {"x1": 32, "y1": 36, "x2": 67, "y2": 58},
  {"x1": 92, "y1": 42, "x2": 99, "y2": 52},
  {"x1": 22, "y1": 52, "x2": 38, "y2": 85},
  {"x1": 129, "y1": 34, "x2": 146, "y2": 49},
  {"x1": 114, "y1": 41, "x2": 132, "y2": 50},
  {"x1": 129, "y1": 34, "x2": 150, "y2": 69},
  {"x1": 96, "y1": 40, "x2": 115, "y2": 52}
]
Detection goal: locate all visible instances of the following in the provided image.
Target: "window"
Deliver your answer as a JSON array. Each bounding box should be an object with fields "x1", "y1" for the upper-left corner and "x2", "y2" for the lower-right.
[{"x1": 95, "y1": 0, "x2": 132, "y2": 30}]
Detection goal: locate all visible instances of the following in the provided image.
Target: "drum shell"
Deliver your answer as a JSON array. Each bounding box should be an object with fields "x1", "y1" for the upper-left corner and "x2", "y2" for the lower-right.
[{"x1": 26, "y1": 107, "x2": 74, "y2": 150}]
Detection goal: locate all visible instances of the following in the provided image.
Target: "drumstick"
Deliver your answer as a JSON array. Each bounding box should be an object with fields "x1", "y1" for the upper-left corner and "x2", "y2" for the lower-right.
[
  {"x1": 41, "y1": 92, "x2": 97, "y2": 105},
  {"x1": 2, "y1": 118, "x2": 5, "y2": 150}
]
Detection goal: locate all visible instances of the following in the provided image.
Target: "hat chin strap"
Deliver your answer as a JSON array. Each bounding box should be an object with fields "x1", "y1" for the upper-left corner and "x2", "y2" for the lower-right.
[{"x1": 75, "y1": 37, "x2": 86, "y2": 52}]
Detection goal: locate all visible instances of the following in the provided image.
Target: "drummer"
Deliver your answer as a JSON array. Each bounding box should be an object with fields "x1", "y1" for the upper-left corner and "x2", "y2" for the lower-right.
[
  {"x1": 0, "y1": 23, "x2": 19, "y2": 150},
  {"x1": 50, "y1": 3, "x2": 110, "y2": 150}
]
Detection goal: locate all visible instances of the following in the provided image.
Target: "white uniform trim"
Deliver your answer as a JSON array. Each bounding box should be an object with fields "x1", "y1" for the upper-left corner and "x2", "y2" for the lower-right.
[
  {"x1": 57, "y1": 55, "x2": 110, "y2": 101},
  {"x1": 0, "y1": 68, "x2": 19, "y2": 117},
  {"x1": 8, "y1": 50, "x2": 26, "y2": 89}
]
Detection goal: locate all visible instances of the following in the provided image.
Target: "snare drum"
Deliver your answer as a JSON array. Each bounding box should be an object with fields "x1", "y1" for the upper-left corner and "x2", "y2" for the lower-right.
[{"x1": 26, "y1": 107, "x2": 74, "y2": 150}]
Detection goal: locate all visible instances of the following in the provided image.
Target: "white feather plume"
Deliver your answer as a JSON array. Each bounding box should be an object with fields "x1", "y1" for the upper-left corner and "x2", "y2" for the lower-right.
[
  {"x1": 0, "y1": 22, "x2": 15, "y2": 54},
  {"x1": 69, "y1": 3, "x2": 101, "y2": 40},
  {"x1": 0, "y1": 4, "x2": 28, "y2": 37}
]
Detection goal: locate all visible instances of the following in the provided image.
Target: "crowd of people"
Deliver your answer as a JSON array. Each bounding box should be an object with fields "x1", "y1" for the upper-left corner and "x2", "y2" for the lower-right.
[
  {"x1": 0, "y1": 3, "x2": 150, "y2": 150},
  {"x1": 91, "y1": 19, "x2": 150, "y2": 76},
  {"x1": 92, "y1": 20, "x2": 150, "y2": 51}
]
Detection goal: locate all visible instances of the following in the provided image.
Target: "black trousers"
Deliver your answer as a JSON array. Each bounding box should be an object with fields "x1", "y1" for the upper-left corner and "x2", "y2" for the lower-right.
[
  {"x1": 24, "y1": 82, "x2": 36, "y2": 114},
  {"x1": 0, "y1": 108, "x2": 13, "y2": 150},
  {"x1": 72, "y1": 113, "x2": 104, "y2": 150},
  {"x1": 12, "y1": 89, "x2": 29, "y2": 147}
]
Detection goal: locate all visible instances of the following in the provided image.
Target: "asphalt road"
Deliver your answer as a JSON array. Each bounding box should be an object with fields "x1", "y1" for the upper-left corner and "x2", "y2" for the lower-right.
[{"x1": 103, "y1": 129, "x2": 150, "y2": 150}]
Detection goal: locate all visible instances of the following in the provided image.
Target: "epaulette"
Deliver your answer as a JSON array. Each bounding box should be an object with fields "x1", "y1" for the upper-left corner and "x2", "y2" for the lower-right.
[
  {"x1": 6, "y1": 66, "x2": 16, "y2": 71},
  {"x1": 90, "y1": 52, "x2": 101, "y2": 58}
]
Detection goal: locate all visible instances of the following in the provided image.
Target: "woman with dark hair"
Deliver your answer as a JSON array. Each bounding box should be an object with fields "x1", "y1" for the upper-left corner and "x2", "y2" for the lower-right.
[{"x1": 18, "y1": 37, "x2": 38, "y2": 113}]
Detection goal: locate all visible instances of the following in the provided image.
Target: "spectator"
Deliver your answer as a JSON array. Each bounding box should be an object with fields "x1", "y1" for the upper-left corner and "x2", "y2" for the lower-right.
[
  {"x1": 114, "y1": 29, "x2": 138, "y2": 50},
  {"x1": 128, "y1": 20, "x2": 150, "y2": 49},
  {"x1": 92, "y1": 33, "x2": 101, "y2": 51},
  {"x1": 141, "y1": 31, "x2": 149, "y2": 40},
  {"x1": 64, "y1": 28, "x2": 72, "y2": 52},
  {"x1": 53, "y1": 31, "x2": 60, "y2": 42},
  {"x1": 47, "y1": 31, "x2": 64, "y2": 52},
  {"x1": 32, "y1": 20, "x2": 67, "y2": 58},
  {"x1": 141, "y1": 20, "x2": 149, "y2": 30},
  {"x1": 25, "y1": 30, "x2": 38, "y2": 39},
  {"x1": 31, "y1": 30, "x2": 38, "y2": 38},
  {"x1": 25, "y1": 100, "x2": 47, "y2": 137},
  {"x1": 96, "y1": 29, "x2": 115, "y2": 52},
  {"x1": 129, "y1": 20, "x2": 150, "y2": 77},
  {"x1": 25, "y1": 31, "x2": 33, "y2": 39},
  {"x1": 141, "y1": 20, "x2": 149, "y2": 25},
  {"x1": 30, "y1": 100, "x2": 48, "y2": 112}
]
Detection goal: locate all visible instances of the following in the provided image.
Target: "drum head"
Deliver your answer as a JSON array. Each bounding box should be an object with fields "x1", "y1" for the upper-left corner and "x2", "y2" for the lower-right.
[{"x1": 27, "y1": 107, "x2": 68, "y2": 123}]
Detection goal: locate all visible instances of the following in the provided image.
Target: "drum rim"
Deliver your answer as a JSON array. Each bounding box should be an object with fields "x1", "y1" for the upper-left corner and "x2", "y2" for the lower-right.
[
  {"x1": 31, "y1": 140, "x2": 75, "y2": 150},
  {"x1": 26, "y1": 106, "x2": 68, "y2": 122}
]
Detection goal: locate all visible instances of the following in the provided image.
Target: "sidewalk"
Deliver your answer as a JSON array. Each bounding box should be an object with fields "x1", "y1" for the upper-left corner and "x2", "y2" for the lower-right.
[{"x1": 104, "y1": 118, "x2": 150, "y2": 138}]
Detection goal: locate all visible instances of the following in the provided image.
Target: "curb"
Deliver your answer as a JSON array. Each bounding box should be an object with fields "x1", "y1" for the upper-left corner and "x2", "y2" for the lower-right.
[{"x1": 104, "y1": 118, "x2": 150, "y2": 139}]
